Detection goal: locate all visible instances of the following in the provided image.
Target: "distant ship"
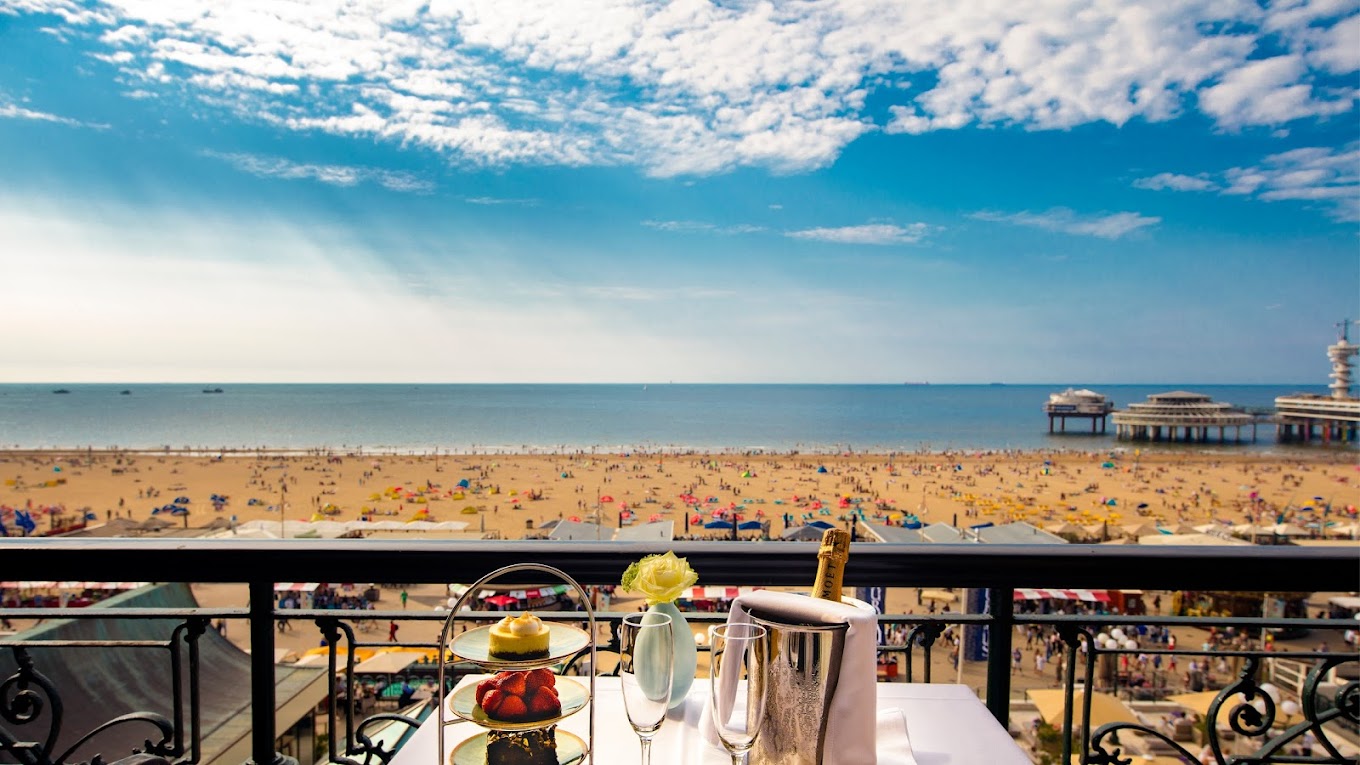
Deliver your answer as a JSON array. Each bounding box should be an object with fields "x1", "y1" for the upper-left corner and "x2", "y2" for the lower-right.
[
  {"x1": 52, "y1": 388, "x2": 70, "y2": 394},
  {"x1": 202, "y1": 387, "x2": 224, "y2": 394},
  {"x1": 120, "y1": 390, "x2": 131, "y2": 395},
  {"x1": 1044, "y1": 388, "x2": 1113, "y2": 415},
  {"x1": 902, "y1": 381, "x2": 930, "y2": 386}
]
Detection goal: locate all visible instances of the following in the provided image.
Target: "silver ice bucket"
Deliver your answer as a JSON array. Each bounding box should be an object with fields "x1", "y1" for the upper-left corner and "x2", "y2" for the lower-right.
[{"x1": 746, "y1": 608, "x2": 849, "y2": 765}]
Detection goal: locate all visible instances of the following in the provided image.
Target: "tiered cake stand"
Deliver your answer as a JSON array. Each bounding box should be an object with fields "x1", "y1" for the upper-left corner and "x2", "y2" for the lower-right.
[{"x1": 438, "y1": 564, "x2": 597, "y2": 764}]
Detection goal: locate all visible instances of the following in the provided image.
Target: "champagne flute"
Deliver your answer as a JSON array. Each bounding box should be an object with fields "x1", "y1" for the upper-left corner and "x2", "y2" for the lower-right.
[
  {"x1": 708, "y1": 623, "x2": 768, "y2": 765},
  {"x1": 620, "y1": 611, "x2": 674, "y2": 765}
]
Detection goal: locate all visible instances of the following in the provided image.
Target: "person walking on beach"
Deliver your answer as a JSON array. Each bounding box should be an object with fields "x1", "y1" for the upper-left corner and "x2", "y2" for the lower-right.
[
  {"x1": 400, "y1": 589, "x2": 408, "y2": 609},
  {"x1": 388, "y1": 620, "x2": 399, "y2": 642}
]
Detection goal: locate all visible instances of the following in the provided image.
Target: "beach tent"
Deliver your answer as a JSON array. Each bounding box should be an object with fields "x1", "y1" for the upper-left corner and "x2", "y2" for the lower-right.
[
  {"x1": 1160, "y1": 522, "x2": 1200, "y2": 535},
  {"x1": 1028, "y1": 688, "x2": 1139, "y2": 730},
  {"x1": 807, "y1": 520, "x2": 834, "y2": 530},
  {"x1": 1137, "y1": 533, "x2": 1250, "y2": 546},
  {"x1": 737, "y1": 520, "x2": 763, "y2": 530},
  {"x1": 355, "y1": 650, "x2": 424, "y2": 675},
  {"x1": 1120, "y1": 521, "x2": 1159, "y2": 538},
  {"x1": 1044, "y1": 522, "x2": 1088, "y2": 538},
  {"x1": 781, "y1": 525, "x2": 829, "y2": 541},
  {"x1": 1269, "y1": 523, "x2": 1311, "y2": 537},
  {"x1": 704, "y1": 520, "x2": 735, "y2": 530},
  {"x1": 1166, "y1": 691, "x2": 1250, "y2": 718}
]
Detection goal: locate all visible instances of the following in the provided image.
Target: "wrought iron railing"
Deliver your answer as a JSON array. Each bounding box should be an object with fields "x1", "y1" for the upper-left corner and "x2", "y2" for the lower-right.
[{"x1": 1, "y1": 540, "x2": 1356, "y2": 765}]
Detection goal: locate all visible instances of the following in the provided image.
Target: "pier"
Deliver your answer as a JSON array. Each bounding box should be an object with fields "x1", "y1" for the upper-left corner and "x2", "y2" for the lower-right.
[
  {"x1": 1274, "y1": 319, "x2": 1360, "y2": 443},
  {"x1": 1111, "y1": 391, "x2": 1257, "y2": 443},
  {"x1": 1043, "y1": 388, "x2": 1113, "y2": 434}
]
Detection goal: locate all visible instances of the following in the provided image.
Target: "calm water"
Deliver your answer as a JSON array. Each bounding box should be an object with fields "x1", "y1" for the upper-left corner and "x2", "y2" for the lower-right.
[{"x1": 0, "y1": 384, "x2": 1344, "y2": 453}]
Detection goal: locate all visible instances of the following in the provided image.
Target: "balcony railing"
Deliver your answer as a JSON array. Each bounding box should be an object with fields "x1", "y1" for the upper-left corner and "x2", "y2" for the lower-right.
[{"x1": 1, "y1": 540, "x2": 1356, "y2": 765}]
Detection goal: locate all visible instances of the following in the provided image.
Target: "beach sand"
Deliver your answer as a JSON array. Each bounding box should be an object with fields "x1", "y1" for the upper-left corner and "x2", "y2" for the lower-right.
[
  {"x1": 2, "y1": 449, "x2": 1354, "y2": 540},
  {"x1": 3, "y1": 448, "x2": 1355, "y2": 699}
]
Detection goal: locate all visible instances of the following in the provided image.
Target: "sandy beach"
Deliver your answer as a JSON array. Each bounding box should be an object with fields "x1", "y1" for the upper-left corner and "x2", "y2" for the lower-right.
[
  {"x1": 2, "y1": 449, "x2": 1355, "y2": 540},
  {"x1": 3, "y1": 448, "x2": 1356, "y2": 704}
]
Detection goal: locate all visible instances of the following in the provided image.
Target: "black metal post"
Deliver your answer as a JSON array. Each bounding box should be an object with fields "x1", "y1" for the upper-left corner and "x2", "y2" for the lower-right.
[
  {"x1": 247, "y1": 581, "x2": 289, "y2": 765},
  {"x1": 985, "y1": 585, "x2": 1013, "y2": 725}
]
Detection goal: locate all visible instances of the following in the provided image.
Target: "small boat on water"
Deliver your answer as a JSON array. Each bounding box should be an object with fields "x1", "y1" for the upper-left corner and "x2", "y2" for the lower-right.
[
  {"x1": 52, "y1": 388, "x2": 70, "y2": 394},
  {"x1": 202, "y1": 387, "x2": 224, "y2": 394},
  {"x1": 120, "y1": 390, "x2": 131, "y2": 395}
]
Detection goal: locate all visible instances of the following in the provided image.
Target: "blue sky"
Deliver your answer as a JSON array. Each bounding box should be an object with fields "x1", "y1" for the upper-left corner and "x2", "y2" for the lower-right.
[{"x1": 1, "y1": 0, "x2": 1357, "y2": 384}]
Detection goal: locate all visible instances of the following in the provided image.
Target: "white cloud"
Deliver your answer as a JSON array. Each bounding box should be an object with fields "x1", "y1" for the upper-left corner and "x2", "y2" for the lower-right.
[
  {"x1": 203, "y1": 151, "x2": 433, "y2": 193},
  {"x1": 462, "y1": 196, "x2": 539, "y2": 206},
  {"x1": 642, "y1": 219, "x2": 766, "y2": 235},
  {"x1": 1197, "y1": 55, "x2": 1354, "y2": 128},
  {"x1": 786, "y1": 223, "x2": 933, "y2": 245},
  {"x1": 1132, "y1": 173, "x2": 1220, "y2": 192},
  {"x1": 7, "y1": 1, "x2": 1359, "y2": 176},
  {"x1": 971, "y1": 209, "x2": 1160, "y2": 239},
  {"x1": 1136, "y1": 142, "x2": 1359, "y2": 222},
  {"x1": 0, "y1": 98, "x2": 108, "y2": 129}
]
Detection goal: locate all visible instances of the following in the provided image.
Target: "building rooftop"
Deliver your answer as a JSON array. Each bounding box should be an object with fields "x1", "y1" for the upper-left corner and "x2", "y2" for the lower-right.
[{"x1": 969, "y1": 521, "x2": 1068, "y2": 545}]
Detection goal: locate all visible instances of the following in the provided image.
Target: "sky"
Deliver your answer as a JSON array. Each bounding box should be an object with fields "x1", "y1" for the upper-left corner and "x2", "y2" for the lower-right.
[{"x1": 0, "y1": 0, "x2": 1357, "y2": 384}]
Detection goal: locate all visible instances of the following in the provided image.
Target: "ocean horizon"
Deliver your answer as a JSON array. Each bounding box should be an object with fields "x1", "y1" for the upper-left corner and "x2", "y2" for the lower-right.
[{"x1": 0, "y1": 383, "x2": 1349, "y2": 454}]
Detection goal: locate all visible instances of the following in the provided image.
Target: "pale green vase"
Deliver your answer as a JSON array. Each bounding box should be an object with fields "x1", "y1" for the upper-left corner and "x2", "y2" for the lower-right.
[{"x1": 647, "y1": 600, "x2": 696, "y2": 708}]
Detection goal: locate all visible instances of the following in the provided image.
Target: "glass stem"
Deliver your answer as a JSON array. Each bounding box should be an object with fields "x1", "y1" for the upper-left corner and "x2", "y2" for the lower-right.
[
  {"x1": 640, "y1": 736, "x2": 653, "y2": 765},
  {"x1": 730, "y1": 752, "x2": 746, "y2": 765}
]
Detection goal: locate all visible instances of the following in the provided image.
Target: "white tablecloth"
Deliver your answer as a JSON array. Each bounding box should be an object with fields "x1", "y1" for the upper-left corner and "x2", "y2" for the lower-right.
[{"x1": 391, "y1": 677, "x2": 1029, "y2": 765}]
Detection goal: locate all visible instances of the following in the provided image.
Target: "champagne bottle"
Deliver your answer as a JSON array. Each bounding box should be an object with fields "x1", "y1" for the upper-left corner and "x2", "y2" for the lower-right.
[{"x1": 811, "y1": 528, "x2": 851, "y2": 602}]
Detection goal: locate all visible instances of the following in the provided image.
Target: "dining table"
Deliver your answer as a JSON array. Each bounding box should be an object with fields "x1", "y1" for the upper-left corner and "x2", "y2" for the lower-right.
[{"x1": 389, "y1": 675, "x2": 1031, "y2": 765}]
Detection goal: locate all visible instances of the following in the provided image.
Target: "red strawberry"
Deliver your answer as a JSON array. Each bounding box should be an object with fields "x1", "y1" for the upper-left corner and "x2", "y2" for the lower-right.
[
  {"x1": 527, "y1": 686, "x2": 561, "y2": 719},
  {"x1": 524, "y1": 668, "x2": 556, "y2": 693},
  {"x1": 475, "y1": 677, "x2": 497, "y2": 706},
  {"x1": 496, "y1": 694, "x2": 529, "y2": 720},
  {"x1": 496, "y1": 671, "x2": 527, "y2": 696},
  {"x1": 481, "y1": 689, "x2": 506, "y2": 716}
]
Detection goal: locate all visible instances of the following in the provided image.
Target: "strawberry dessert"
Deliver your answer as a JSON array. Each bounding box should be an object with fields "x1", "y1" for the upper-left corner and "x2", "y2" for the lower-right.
[{"x1": 475, "y1": 669, "x2": 561, "y2": 723}]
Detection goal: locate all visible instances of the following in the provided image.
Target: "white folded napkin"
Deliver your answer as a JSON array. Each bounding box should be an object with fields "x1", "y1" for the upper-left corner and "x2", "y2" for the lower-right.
[
  {"x1": 701, "y1": 590, "x2": 879, "y2": 765},
  {"x1": 876, "y1": 708, "x2": 917, "y2": 765}
]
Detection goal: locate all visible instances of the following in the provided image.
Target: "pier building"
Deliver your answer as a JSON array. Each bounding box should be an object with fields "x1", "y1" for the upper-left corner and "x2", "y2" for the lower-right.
[
  {"x1": 1274, "y1": 320, "x2": 1360, "y2": 443},
  {"x1": 1111, "y1": 391, "x2": 1257, "y2": 443},
  {"x1": 1043, "y1": 388, "x2": 1113, "y2": 433}
]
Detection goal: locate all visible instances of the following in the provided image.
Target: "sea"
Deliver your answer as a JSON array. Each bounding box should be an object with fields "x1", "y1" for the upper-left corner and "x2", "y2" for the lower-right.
[{"x1": 1, "y1": 383, "x2": 1350, "y2": 455}]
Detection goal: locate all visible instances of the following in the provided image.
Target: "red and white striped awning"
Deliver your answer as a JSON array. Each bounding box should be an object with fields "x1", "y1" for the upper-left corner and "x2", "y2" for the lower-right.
[
  {"x1": 273, "y1": 582, "x2": 321, "y2": 593},
  {"x1": 0, "y1": 581, "x2": 149, "y2": 590},
  {"x1": 1014, "y1": 588, "x2": 1110, "y2": 602}
]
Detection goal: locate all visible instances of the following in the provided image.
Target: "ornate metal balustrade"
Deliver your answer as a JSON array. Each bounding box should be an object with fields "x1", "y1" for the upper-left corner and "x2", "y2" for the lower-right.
[{"x1": 1, "y1": 540, "x2": 1356, "y2": 765}]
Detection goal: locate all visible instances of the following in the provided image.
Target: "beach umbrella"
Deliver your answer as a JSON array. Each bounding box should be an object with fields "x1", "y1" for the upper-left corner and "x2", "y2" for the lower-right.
[
  {"x1": 600, "y1": 495, "x2": 614, "y2": 503},
  {"x1": 737, "y1": 520, "x2": 763, "y2": 530},
  {"x1": 704, "y1": 520, "x2": 734, "y2": 530}
]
